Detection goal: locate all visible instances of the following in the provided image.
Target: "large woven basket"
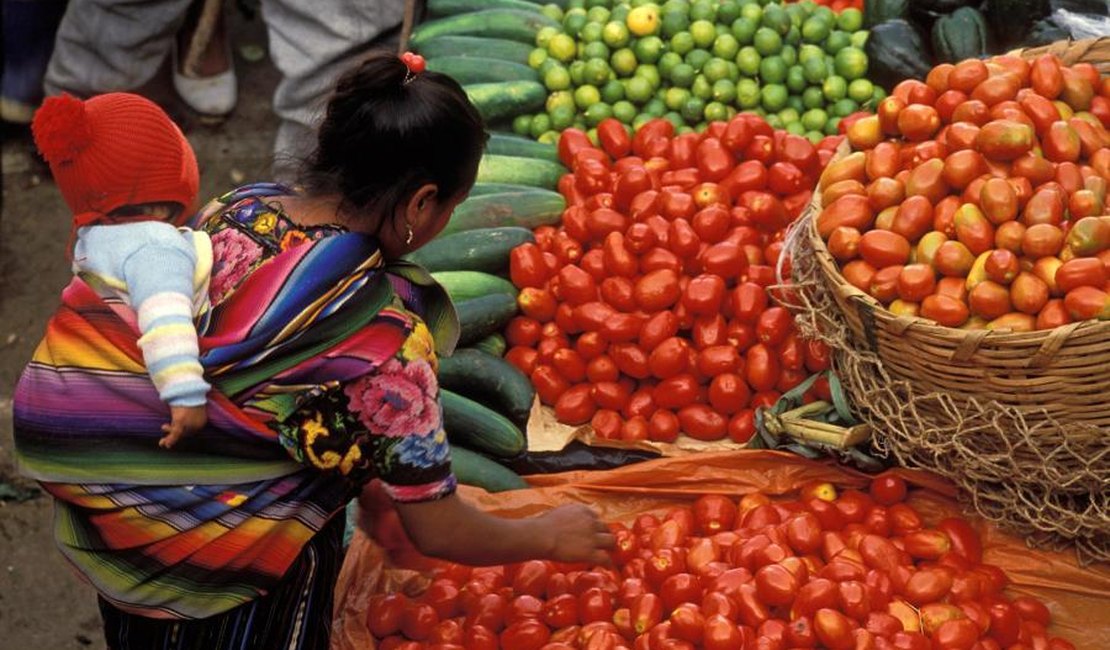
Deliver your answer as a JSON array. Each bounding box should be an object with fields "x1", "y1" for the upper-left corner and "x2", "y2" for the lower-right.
[{"x1": 790, "y1": 38, "x2": 1110, "y2": 559}]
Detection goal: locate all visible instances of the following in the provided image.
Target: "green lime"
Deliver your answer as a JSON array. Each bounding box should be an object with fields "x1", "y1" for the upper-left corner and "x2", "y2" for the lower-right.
[
  {"x1": 624, "y1": 75, "x2": 654, "y2": 104},
  {"x1": 574, "y1": 84, "x2": 602, "y2": 110},
  {"x1": 765, "y1": 113, "x2": 783, "y2": 129},
  {"x1": 548, "y1": 33, "x2": 577, "y2": 62},
  {"x1": 681, "y1": 96, "x2": 707, "y2": 122},
  {"x1": 670, "y1": 62, "x2": 696, "y2": 87},
  {"x1": 837, "y1": 8, "x2": 863, "y2": 33},
  {"x1": 613, "y1": 99, "x2": 637, "y2": 123},
  {"x1": 833, "y1": 47, "x2": 868, "y2": 81},
  {"x1": 801, "y1": 107, "x2": 828, "y2": 132},
  {"x1": 601, "y1": 78, "x2": 626, "y2": 103},
  {"x1": 664, "y1": 86, "x2": 691, "y2": 111},
  {"x1": 740, "y1": 2, "x2": 762, "y2": 25},
  {"x1": 663, "y1": 111, "x2": 685, "y2": 129},
  {"x1": 546, "y1": 89, "x2": 576, "y2": 113},
  {"x1": 536, "y1": 26, "x2": 561, "y2": 49},
  {"x1": 753, "y1": 27, "x2": 783, "y2": 57},
  {"x1": 833, "y1": 97, "x2": 859, "y2": 117},
  {"x1": 602, "y1": 21, "x2": 631, "y2": 49},
  {"x1": 711, "y1": 78, "x2": 737, "y2": 104},
  {"x1": 512, "y1": 114, "x2": 532, "y2": 136},
  {"x1": 580, "y1": 21, "x2": 604, "y2": 43},
  {"x1": 626, "y1": 5, "x2": 661, "y2": 37},
  {"x1": 563, "y1": 9, "x2": 589, "y2": 37},
  {"x1": 691, "y1": 74, "x2": 711, "y2": 100},
  {"x1": 690, "y1": 19, "x2": 718, "y2": 49},
  {"x1": 538, "y1": 56, "x2": 562, "y2": 77},
  {"x1": 822, "y1": 75, "x2": 847, "y2": 102},
  {"x1": 537, "y1": 130, "x2": 558, "y2": 145},
  {"x1": 804, "y1": 130, "x2": 823, "y2": 144},
  {"x1": 759, "y1": 56, "x2": 787, "y2": 85},
  {"x1": 731, "y1": 17, "x2": 757, "y2": 45},
  {"x1": 727, "y1": 61, "x2": 740, "y2": 81},
  {"x1": 550, "y1": 105, "x2": 577, "y2": 130},
  {"x1": 685, "y1": 48, "x2": 712, "y2": 72},
  {"x1": 634, "y1": 35, "x2": 665, "y2": 63},
  {"x1": 801, "y1": 17, "x2": 830, "y2": 44},
  {"x1": 786, "y1": 65, "x2": 806, "y2": 93},
  {"x1": 761, "y1": 3, "x2": 790, "y2": 34},
  {"x1": 780, "y1": 44, "x2": 797, "y2": 67},
  {"x1": 658, "y1": 51, "x2": 683, "y2": 78},
  {"x1": 584, "y1": 102, "x2": 614, "y2": 127},
  {"x1": 802, "y1": 56, "x2": 828, "y2": 84},
  {"x1": 637, "y1": 64, "x2": 662, "y2": 88},
  {"x1": 611, "y1": 48, "x2": 639, "y2": 76},
  {"x1": 705, "y1": 100, "x2": 730, "y2": 122},
  {"x1": 847, "y1": 78, "x2": 873, "y2": 104},
  {"x1": 870, "y1": 85, "x2": 888, "y2": 104},
  {"x1": 586, "y1": 5, "x2": 610, "y2": 23},
  {"x1": 585, "y1": 57, "x2": 613, "y2": 84},
  {"x1": 670, "y1": 31, "x2": 696, "y2": 55},
  {"x1": 528, "y1": 47, "x2": 549, "y2": 70},
  {"x1": 736, "y1": 46, "x2": 761, "y2": 76},
  {"x1": 586, "y1": 128, "x2": 598, "y2": 146},
  {"x1": 569, "y1": 59, "x2": 587, "y2": 85},
  {"x1": 541, "y1": 5, "x2": 564, "y2": 23},
  {"x1": 785, "y1": 121, "x2": 806, "y2": 136},
  {"x1": 785, "y1": 24, "x2": 802, "y2": 46},
  {"x1": 798, "y1": 43, "x2": 824, "y2": 64},
  {"x1": 824, "y1": 30, "x2": 852, "y2": 54},
  {"x1": 825, "y1": 116, "x2": 841, "y2": 136},
  {"x1": 736, "y1": 77, "x2": 761, "y2": 109},
  {"x1": 802, "y1": 86, "x2": 825, "y2": 109},
  {"x1": 583, "y1": 41, "x2": 611, "y2": 61},
  {"x1": 787, "y1": 94, "x2": 804, "y2": 113},
  {"x1": 712, "y1": 33, "x2": 741, "y2": 61},
  {"x1": 778, "y1": 107, "x2": 800, "y2": 126},
  {"x1": 761, "y1": 83, "x2": 788, "y2": 112},
  {"x1": 543, "y1": 65, "x2": 572, "y2": 91},
  {"x1": 660, "y1": 10, "x2": 690, "y2": 39},
  {"x1": 529, "y1": 113, "x2": 552, "y2": 139},
  {"x1": 850, "y1": 30, "x2": 869, "y2": 50},
  {"x1": 611, "y1": 4, "x2": 630, "y2": 22},
  {"x1": 633, "y1": 113, "x2": 654, "y2": 130},
  {"x1": 689, "y1": 0, "x2": 717, "y2": 22},
  {"x1": 703, "y1": 57, "x2": 731, "y2": 83},
  {"x1": 644, "y1": 97, "x2": 666, "y2": 117}
]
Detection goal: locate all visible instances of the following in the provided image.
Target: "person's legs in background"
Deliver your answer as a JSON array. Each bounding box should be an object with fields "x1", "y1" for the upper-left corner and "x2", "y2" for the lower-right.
[
  {"x1": 261, "y1": 0, "x2": 408, "y2": 181},
  {"x1": 1, "y1": 0, "x2": 68, "y2": 124}
]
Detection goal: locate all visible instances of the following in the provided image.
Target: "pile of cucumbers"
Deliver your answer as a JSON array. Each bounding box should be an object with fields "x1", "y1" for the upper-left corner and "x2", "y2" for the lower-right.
[
  {"x1": 413, "y1": 0, "x2": 566, "y2": 126},
  {"x1": 405, "y1": 135, "x2": 570, "y2": 493}
]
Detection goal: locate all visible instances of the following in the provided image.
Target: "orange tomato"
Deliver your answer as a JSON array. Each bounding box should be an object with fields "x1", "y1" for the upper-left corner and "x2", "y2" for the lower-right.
[
  {"x1": 952, "y1": 99, "x2": 991, "y2": 125},
  {"x1": 822, "y1": 179, "x2": 867, "y2": 206},
  {"x1": 891, "y1": 195, "x2": 934, "y2": 243},
  {"x1": 921, "y1": 294, "x2": 970, "y2": 327},
  {"x1": 948, "y1": 59, "x2": 990, "y2": 94},
  {"x1": 1064, "y1": 286, "x2": 1109, "y2": 320},
  {"x1": 869, "y1": 265, "x2": 904, "y2": 303},
  {"x1": 1011, "y1": 272, "x2": 1050, "y2": 315},
  {"x1": 1035, "y1": 299, "x2": 1072, "y2": 330},
  {"x1": 1055, "y1": 258, "x2": 1107, "y2": 293},
  {"x1": 933, "y1": 241, "x2": 976, "y2": 277},
  {"x1": 898, "y1": 264, "x2": 938, "y2": 302},
  {"x1": 945, "y1": 122, "x2": 981, "y2": 151},
  {"x1": 975, "y1": 120, "x2": 1034, "y2": 161},
  {"x1": 865, "y1": 142, "x2": 902, "y2": 181},
  {"x1": 979, "y1": 178, "x2": 1018, "y2": 225},
  {"x1": 1032, "y1": 257, "x2": 1065, "y2": 296},
  {"x1": 1022, "y1": 224, "x2": 1065, "y2": 258},
  {"x1": 842, "y1": 260, "x2": 877, "y2": 293},
  {"x1": 916, "y1": 231, "x2": 949, "y2": 268},
  {"x1": 1021, "y1": 188, "x2": 1065, "y2": 226},
  {"x1": 1011, "y1": 153, "x2": 1056, "y2": 186},
  {"x1": 971, "y1": 73, "x2": 1020, "y2": 107},
  {"x1": 937, "y1": 276, "x2": 970, "y2": 303},
  {"x1": 987, "y1": 312, "x2": 1037, "y2": 332},
  {"x1": 817, "y1": 194, "x2": 874, "y2": 238},
  {"x1": 905, "y1": 158, "x2": 949, "y2": 205},
  {"x1": 984, "y1": 249, "x2": 1020, "y2": 284},
  {"x1": 877, "y1": 96, "x2": 906, "y2": 136},
  {"x1": 942, "y1": 149, "x2": 986, "y2": 190},
  {"x1": 828, "y1": 226, "x2": 862, "y2": 262},
  {"x1": 995, "y1": 221, "x2": 1026, "y2": 254},
  {"x1": 954, "y1": 203, "x2": 995, "y2": 255},
  {"x1": 858, "y1": 230, "x2": 912, "y2": 268},
  {"x1": 897, "y1": 104, "x2": 941, "y2": 142},
  {"x1": 1042, "y1": 121, "x2": 1081, "y2": 163},
  {"x1": 969, "y1": 281, "x2": 1012, "y2": 319}
]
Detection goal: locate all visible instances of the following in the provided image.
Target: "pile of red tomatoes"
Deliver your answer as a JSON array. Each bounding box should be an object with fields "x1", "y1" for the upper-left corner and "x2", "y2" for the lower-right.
[
  {"x1": 366, "y1": 475, "x2": 1074, "y2": 650},
  {"x1": 505, "y1": 114, "x2": 841, "y2": 444},
  {"x1": 821, "y1": 53, "x2": 1110, "y2": 330}
]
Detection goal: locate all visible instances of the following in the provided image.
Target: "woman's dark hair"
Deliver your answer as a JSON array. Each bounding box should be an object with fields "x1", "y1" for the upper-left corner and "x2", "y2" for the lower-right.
[{"x1": 303, "y1": 51, "x2": 488, "y2": 229}]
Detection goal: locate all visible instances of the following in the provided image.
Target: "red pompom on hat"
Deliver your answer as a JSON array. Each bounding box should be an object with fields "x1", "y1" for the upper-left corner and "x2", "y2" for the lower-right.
[{"x1": 32, "y1": 93, "x2": 200, "y2": 224}]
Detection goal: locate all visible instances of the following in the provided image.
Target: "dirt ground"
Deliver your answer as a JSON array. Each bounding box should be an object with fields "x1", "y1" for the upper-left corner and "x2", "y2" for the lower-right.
[{"x1": 0, "y1": 12, "x2": 282, "y2": 648}]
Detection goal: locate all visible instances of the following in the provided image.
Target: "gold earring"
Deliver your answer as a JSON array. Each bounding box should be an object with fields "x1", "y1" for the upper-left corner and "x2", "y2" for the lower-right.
[{"x1": 405, "y1": 223, "x2": 414, "y2": 245}]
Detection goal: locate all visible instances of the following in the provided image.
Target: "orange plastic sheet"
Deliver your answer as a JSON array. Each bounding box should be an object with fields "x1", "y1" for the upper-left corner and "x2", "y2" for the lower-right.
[{"x1": 331, "y1": 450, "x2": 1110, "y2": 650}]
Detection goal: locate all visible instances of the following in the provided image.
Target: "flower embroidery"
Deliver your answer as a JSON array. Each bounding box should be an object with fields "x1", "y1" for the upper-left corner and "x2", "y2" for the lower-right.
[
  {"x1": 393, "y1": 429, "x2": 450, "y2": 469},
  {"x1": 401, "y1": 322, "x2": 436, "y2": 365},
  {"x1": 280, "y1": 229, "x2": 310, "y2": 251},
  {"x1": 252, "y1": 211, "x2": 278, "y2": 234},
  {"x1": 344, "y1": 358, "x2": 440, "y2": 438},
  {"x1": 209, "y1": 226, "x2": 263, "y2": 304},
  {"x1": 300, "y1": 411, "x2": 363, "y2": 474}
]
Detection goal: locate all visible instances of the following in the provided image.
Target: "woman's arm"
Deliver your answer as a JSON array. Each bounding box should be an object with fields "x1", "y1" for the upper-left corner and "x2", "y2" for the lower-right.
[{"x1": 388, "y1": 492, "x2": 615, "y2": 567}]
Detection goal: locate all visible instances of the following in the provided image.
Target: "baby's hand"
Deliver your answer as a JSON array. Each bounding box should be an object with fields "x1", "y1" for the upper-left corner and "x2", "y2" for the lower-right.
[
  {"x1": 160, "y1": 405, "x2": 208, "y2": 448},
  {"x1": 537, "y1": 504, "x2": 615, "y2": 566}
]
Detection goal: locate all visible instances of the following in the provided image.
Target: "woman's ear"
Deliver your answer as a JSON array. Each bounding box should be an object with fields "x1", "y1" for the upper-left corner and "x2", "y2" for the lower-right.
[{"x1": 405, "y1": 183, "x2": 439, "y2": 231}]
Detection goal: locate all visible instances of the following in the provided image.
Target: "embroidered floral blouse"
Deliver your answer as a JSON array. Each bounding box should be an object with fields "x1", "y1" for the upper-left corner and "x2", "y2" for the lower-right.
[{"x1": 197, "y1": 183, "x2": 456, "y2": 503}]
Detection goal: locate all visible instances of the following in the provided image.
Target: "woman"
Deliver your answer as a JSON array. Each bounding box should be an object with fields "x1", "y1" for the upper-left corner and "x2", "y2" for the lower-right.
[{"x1": 13, "y1": 52, "x2": 613, "y2": 649}]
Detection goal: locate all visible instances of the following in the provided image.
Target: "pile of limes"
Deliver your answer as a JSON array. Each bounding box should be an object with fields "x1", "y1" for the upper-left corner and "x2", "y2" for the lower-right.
[{"x1": 513, "y1": 0, "x2": 881, "y2": 145}]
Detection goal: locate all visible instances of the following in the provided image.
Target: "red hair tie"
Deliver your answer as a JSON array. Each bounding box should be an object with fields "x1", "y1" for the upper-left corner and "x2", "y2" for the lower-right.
[{"x1": 400, "y1": 51, "x2": 425, "y2": 85}]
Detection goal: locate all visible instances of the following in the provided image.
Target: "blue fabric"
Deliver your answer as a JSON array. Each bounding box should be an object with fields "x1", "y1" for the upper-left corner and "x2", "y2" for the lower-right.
[{"x1": 1, "y1": 0, "x2": 67, "y2": 104}]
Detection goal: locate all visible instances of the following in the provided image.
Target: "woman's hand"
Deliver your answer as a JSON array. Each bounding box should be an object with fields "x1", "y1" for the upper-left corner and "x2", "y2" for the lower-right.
[{"x1": 534, "y1": 504, "x2": 615, "y2": 566}]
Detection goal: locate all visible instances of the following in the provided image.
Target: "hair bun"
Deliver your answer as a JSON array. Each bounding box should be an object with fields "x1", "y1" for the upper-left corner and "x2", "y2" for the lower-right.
[{"x1": 32, "y1": 94, "x2": 93, "y2": 165}]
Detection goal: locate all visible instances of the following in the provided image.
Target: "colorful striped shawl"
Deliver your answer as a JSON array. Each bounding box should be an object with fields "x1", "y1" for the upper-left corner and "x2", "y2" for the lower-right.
[{"x1": 12, "y1": 230, "x2": 458, "y2": 619}]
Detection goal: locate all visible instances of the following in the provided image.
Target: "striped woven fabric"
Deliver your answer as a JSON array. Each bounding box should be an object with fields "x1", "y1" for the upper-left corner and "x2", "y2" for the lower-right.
[{"x1": 13, "y1": 214, "x2": 458, "y2": 619}]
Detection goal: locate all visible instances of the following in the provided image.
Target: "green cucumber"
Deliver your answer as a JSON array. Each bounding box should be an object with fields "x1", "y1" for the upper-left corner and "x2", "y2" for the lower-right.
[
  {"x1": 426, "y1": 56, "x2": 538, "y2": 85},
  {"x1": 414, "y1": 36, "x2": 533, "y2": 65},
  {"x1": 432, "y1": 271, "x2": 518, "y2": 303},
  {"x1": 438, "y1": 349, "x2": 535, "y2": 428},
  {"x1": 406, "y1": 227, "x2": 534, "y2": 274},
  {"x1": 486, "y1": 133, "x2": 561, "y2": 162},
  {"x1": 471, "y1": 333, "x2": 507, "y2": 358},
  {"x1": 932, "y1": 7, "x2": 990, "y2": 63},
  {"x1": 464, "y1": 81, "x2": 547, "y2": 123},
  {"x1": 439, "y1": 190, "x2": 565, "y2": 238},
  {"x1": 441, "y1": 389, "x2": 525, "y2": 457},
  {"x1": 427, "y1": 0, "x2": 543, "y2": 18},
  {"x1": 469, "y1": 183, "x2": 542, "y2": 196},
  {"x1": 477, "y1": 155, "x2": 565, "y2": 190},
  {"x1": 411, "y1": 9, "x2": 558, "y2": 47},
  {"x1": 450, "y1": 444, "x2": 527, "y2": 492},
  {"x1": 456, "y1": 293, "x2": 517, "y2": 347}
]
